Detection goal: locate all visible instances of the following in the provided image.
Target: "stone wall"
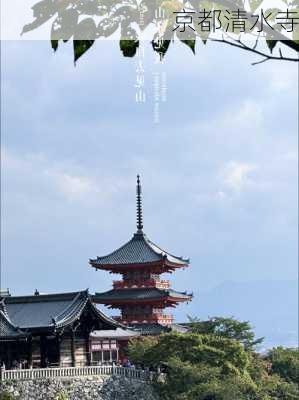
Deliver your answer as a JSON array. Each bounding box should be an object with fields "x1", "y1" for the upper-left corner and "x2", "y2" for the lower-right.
[{"x1": 0, "y1": 376, "x2": 158, "y2": 400}]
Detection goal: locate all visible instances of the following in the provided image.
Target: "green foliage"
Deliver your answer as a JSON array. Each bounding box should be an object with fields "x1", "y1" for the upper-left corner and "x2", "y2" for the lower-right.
[
  {"x1": 187, "y1": 316, "x2": 264, "y2": 351},
  {"x1": 73, "y1": 40, "x2": 95, "y2": 63},
  {"x1": 119, "y1": 40, "x2": 139, "y2": 57},
  {"x1": 152, "y1": 38, "x2": 171, "y2": 60},
  {"x1": 129, "y1": 332, "x2": 250, "y2": 373},
  {"x1": 155, "y1": 357, "x2": 257, "y2": 400},
  {"x1": 0, "y1": 392, "x2": 16, "y2": 400},
  {"x1": 127, "y1": 336, "x2": 158, "y2": 365},
  {"x1": 180, "y1": 40, "x2": 196, "y2": 54},
  {"x1": 20, "y1": 0, "x2": 299, "y2": 61},
  {"x1": 266, "y1": 39, "x2": 277, "y2": 53},
  {"x1": 128, "y1": 322, "x2": 299, "y2": 400},
  {"x1": 128, "y1": 332, "x2": 256, "y2": 400},
  {"x1": 255, "y1": 373, "x2": 299, "y2": 400},
  {"x1": 249, "y1": 0, "x2": 264, "y2": 12},
  {"x1": 51, "y1": 39, "x2": 59, "y2": 52},
  {"x1": 266, "y1": 347, "x2": 299, "y2": 384},
  {"x1": 55, "y1": 391, "x2": 69, "y2": 400}
]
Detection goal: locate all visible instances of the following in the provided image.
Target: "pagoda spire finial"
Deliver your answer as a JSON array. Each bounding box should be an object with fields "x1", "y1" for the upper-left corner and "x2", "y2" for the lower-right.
[{"x1": 136, "y1": 174, "x2": 143, "y2": 233}]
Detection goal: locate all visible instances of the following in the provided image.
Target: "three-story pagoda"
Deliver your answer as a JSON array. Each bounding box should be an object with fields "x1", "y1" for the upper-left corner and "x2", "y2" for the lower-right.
[{"x1": 91, "y1": 176, "x2": 192, "y2": 334}]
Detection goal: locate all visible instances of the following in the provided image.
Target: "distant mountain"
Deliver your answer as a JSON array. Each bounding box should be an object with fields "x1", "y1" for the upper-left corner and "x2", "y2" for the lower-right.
[{"x1": 185, "y1": 280, "x2": 298, "y2": 349}]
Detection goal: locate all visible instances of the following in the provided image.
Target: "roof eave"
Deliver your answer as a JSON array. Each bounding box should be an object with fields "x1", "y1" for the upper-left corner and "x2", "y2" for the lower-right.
[
  {"x1": 92, "y1": 297, "x2": 191, "y2": 306},
  {"x1": 89, "y1": 301, "x2": 124, "y2": 329},
  {"x1": 0, "y1": 336, "x2": 28, "y2": 341},
  {"x1": 90, "y1": 259, "x2": 165, "y2": 271},
  {"x1": 164, "y1": 258, "x2": 189, "y2": 268}
]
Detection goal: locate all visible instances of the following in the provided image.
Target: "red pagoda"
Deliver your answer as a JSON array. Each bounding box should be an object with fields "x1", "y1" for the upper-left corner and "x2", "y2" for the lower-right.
[{"x1": 91, "y1": 176, "x2": 192, "y2": 335}]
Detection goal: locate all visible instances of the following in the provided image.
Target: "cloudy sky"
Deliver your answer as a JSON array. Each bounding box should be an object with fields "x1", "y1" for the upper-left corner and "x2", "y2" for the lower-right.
[{"x1": 1, "y1": 39, "x2": 298, "y2": 343}]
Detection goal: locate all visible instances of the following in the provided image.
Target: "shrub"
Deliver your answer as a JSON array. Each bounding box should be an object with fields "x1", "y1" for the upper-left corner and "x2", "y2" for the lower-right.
[
  {"x1": 55, "y1": 392, "x2": 69, "y2": 400},
  {"x1": 0, "y1": 391, "x2": 16, "y2": 400}
]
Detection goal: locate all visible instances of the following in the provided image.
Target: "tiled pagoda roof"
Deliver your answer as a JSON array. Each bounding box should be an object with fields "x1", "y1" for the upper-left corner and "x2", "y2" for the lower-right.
[
  {"x1": 93, "y1": 287, "x2": 192, "y2": 303},
  {"x1": 90, "y1": 232, "x2": 189, "y2": 268}
]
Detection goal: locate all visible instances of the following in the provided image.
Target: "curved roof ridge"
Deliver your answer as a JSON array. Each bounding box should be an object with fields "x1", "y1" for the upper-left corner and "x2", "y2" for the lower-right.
[
  {"x1": 55, "y1": 295, "x2": 89, "y2": 328},
  {"x1": 0, "y1": 308, "x2": 14, "y2": 327},
  {"x1": 53, "y1": 290, "x2": 88, "y2": 324},
  {"x1": 167, "y1": 288, "x2": 193, "y2": 297},
  {"x1": 89, "y1": 302, "x2": 124, "y2": 328},
  {"x1": 144, "y1": 235, "x2": 189, "y2": 264},
  {"x1": 0, "y1": 299, "x2": 9, "y2": 318}
]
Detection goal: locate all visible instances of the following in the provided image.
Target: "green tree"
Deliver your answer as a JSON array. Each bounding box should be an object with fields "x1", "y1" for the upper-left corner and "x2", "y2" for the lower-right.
[
  {"x1": 129, "y1": 332, "x2": 250, "y2": 373},
  {"x1": 127, "y1": 336, "x2": 158, "y2": 365},
  {"x1": 266, "y1": 347, "x2": 299, "y2": 384},
  {"x1": 255, "y1": 373, "x2": 299, "y2": 400},
  {"x1": 127, "y1": 328, "x2": 299, "y2": 400},
  {"x1": 155, "y1": 357, "x2": 257, "y2": 400},
  {"x1": 187, "y1": 316, "x2": 264, "y2": 351}
]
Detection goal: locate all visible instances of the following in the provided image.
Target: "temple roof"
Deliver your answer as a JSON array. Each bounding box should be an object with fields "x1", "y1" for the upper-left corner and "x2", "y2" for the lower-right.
[
  {"x1": 129, "y1": 323, "x2": 170, "y2": 335},
  {"x1": 127, "y1": 322, "x2": 191, "y2": 335},
  {"x1": 0, "y1": 301, "x2": 28, "y2": 340},
  {"x1": 129, "y1": 323, "x2": 191, "y2": 335},
  {"x1": 90, "y1": 232, "x2": 189, "y2": 268},
  {"x1": 90, "y1": 327, "x2": 140, "y2": 339},
  {"x1": 2, "y1": 290, "x2": 120, "y2": 331},
  {"x1": 93, "y1": 287, "x2": 192, "y2": 303}
]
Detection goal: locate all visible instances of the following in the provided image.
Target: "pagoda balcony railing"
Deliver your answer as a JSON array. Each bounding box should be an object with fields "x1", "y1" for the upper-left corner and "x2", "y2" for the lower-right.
[
  {"x1": 113, "y1": 279, "x2": 170, "y2": 289},
  {"x1": 113, "y1": 314, "x2": 174, "y2": 325}
]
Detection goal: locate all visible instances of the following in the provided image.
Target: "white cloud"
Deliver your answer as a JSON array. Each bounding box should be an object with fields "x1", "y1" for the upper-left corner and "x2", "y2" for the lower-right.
[
  {"x1": 2, "y1": 147, "x2": 103, "y2": 203},
  {"x1": 266, "y1": 61, "x2": 298, "y2": 92},
  {"x1": 221, "y1": 161, "x2": 258, "y2": 192},
  {"x1": 45, "y1": 170, "x2": 96, "y2": 200},
  {"x1": 226, "y1": 100, "x2": 263, "y2": 127}
]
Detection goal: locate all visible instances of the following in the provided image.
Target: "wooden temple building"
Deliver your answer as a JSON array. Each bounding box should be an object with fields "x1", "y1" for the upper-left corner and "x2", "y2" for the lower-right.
[
  {"x1": 91, "y1": 175, "x2": 193, "y2": 335},
  {"x1": 0, "y1": 290, "x2": 137, "y2": 369}
]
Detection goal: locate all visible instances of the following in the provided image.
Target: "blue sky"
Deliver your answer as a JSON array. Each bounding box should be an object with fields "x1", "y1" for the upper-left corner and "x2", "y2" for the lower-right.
[{"x1": 1, "y1": 40, "x2": 298, "y2": 343}]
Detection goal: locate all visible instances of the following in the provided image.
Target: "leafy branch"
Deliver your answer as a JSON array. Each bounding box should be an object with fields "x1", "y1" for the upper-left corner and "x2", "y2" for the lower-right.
[{"x1": 22, "y1": 0, "x2": 299, "y2": 63}]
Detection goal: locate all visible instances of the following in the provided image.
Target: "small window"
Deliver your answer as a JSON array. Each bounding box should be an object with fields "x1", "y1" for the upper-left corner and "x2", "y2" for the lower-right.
[
  {"x1": 103, "y1": 351, "x2": 110, "y2": 362},
  {"x1": 92, "y1": 351, "x2": 102, "y2": 362}
]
